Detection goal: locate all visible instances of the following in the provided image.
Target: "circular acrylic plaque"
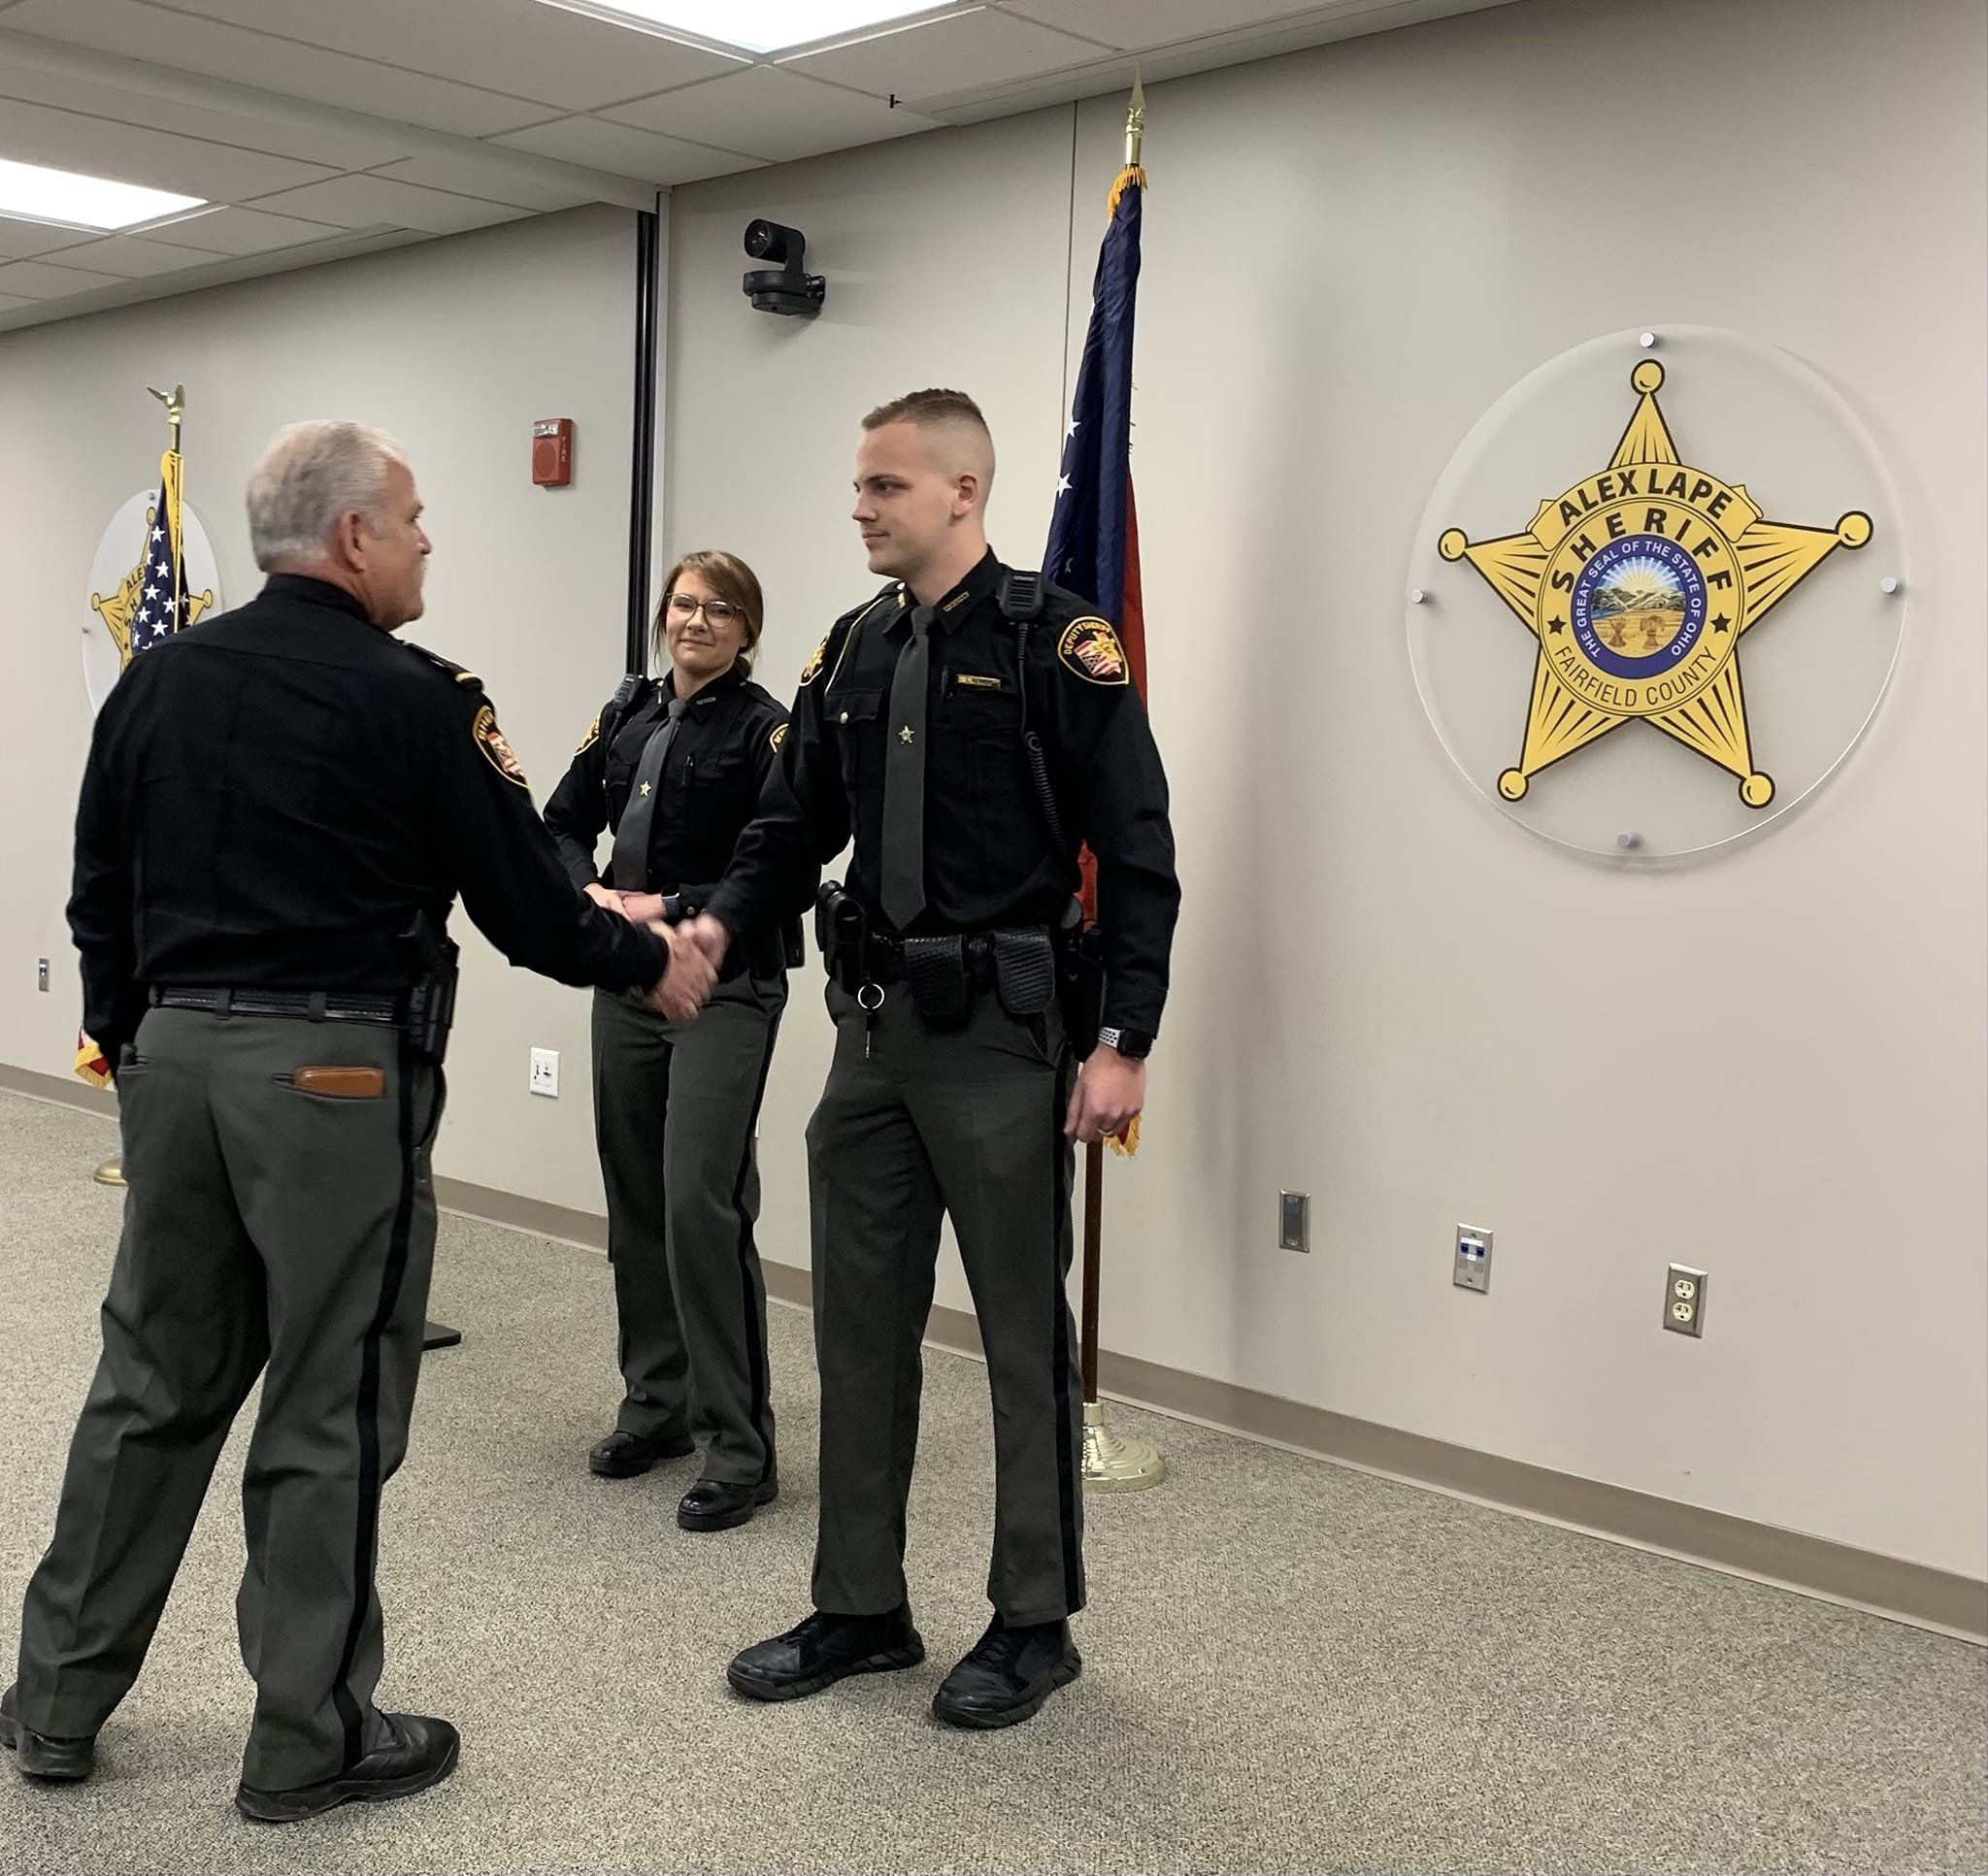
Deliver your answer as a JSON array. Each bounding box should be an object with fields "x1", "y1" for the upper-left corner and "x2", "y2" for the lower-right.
[{"x1": 1407, "y1": 326, "x2": 1905, "y2": 859}]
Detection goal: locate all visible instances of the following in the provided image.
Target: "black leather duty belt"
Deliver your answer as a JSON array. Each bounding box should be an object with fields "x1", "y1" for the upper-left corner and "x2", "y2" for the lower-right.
[{"x1": 149, "y1": 986, "x2": 405, "y2": 1027}]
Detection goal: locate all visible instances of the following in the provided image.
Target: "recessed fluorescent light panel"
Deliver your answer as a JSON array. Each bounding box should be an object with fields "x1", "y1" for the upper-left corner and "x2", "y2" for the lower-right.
[
  {"x1": 0, "y1": 157, "x2": 206, "y2": 232},
  {"x1": 537, "y1": 1, "x2": 955, "y2": 55}
]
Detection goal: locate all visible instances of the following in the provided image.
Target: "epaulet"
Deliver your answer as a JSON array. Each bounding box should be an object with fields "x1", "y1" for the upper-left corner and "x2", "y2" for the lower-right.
[
  {"x1": 402, "y1": 641, "x2": 532, "y2": 788},
  {"x1": 800, "y1": 582, "x2": 905, "y2": 687},
  {"x1": 402, "y1": 639, "x2": 485, "y2": 698}
]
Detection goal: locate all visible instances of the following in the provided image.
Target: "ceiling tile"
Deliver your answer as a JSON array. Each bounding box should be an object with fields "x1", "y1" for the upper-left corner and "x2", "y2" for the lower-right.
[
  {"x1": 0, "y1": 57, "x2": 415, "y2": 168},
  {"x1": 605, "y1": 66, "x2": 941, "y2": 163},
  {"x1": 994, "y1": 0, "x2": 1319, "y2": 51},
  {"x1": 0, "y1": 96, "x2": 338, "y2": 201},
  {"x1": 0, "y1": 217, "x2": 102, "y2": 261},
  {"x1": 36, "y1": 230, "x2": 240, "y2": 276},
  {"x1": 369, "y1": 154, "x2": 595, "y2": 214},
  {"x1": 164, "y1": 0, "x2": 746, "y2": 113},
  {"x1": 490, "y1": 115, "x2": 761, "y2": 185},
  {"x1": 246, "y1": 175, "x2": 532, "y2": 235},
  {"x1": 780, "y1": 7, "x2": 1105, "y2": 100},
  {"x1": 134, "y1": 204, "x2": 354, "y2": 256},
  {"x1": 0, "y1": 256, "x2": 134, "y2": 298},
  {"x1": 1, "y1": 0, "x2": 553, "y2": 137}
]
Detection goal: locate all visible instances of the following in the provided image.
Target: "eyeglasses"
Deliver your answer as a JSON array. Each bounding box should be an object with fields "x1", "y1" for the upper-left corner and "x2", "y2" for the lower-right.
[{"x1": 666, "y1": 593, "x2": 739, "y2": 625}]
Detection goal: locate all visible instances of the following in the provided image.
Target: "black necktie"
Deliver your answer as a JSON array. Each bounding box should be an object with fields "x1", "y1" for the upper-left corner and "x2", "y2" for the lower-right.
[
  {"x1": 880, "y1": 606, "x2": 935, "y2": 930},
  {"x1": 609, "y1": 697, "x2": 690, "y2": 892}
]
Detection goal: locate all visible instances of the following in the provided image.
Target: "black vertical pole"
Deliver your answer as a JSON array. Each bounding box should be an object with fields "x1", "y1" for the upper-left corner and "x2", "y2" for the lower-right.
[{"x1": 627, "y1": 197, "x2": 661, "y2": 675}]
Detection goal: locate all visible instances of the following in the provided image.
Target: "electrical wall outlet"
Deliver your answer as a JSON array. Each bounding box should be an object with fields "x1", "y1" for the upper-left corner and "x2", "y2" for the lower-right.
[
  {"x1": 1665, "y1": 1264, "x2": 1707, "y2": 1336},
  {"x1": 37, "y1": 958, "x2": 50, "y2": 992},
  {"x1": 1454, "y1": 1224, "x2": 1492, "y2": 1293},
  {"x1": 529, "y1": 1047, "x2": 559, "y2": 1098},
  {"x1": 1278, "y1": 1191, "x2": 1309, "y2": 1252}
]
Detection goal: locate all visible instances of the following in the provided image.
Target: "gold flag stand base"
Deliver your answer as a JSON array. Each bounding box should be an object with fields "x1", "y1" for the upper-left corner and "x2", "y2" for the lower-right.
[
  {"x1": 92, "y1": 1159, "x2": 126, "y2": 1188},
  {"x1": 1080, "y1": 1399, "x2": 1166, "y2": 1493}
]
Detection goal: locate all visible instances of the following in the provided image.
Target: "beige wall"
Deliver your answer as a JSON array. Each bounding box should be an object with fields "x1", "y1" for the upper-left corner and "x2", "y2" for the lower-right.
[
  {"x1": 0, "y1": 203, "x2": 646, "y2": 1214},
  {"x1": 664, "y1": 0, "x2": 1987, "y2": 1578}
]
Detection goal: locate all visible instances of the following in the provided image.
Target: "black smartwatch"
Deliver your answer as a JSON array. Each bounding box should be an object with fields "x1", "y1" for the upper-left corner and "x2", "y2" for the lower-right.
[{"x1": 1095, "y1": 1026, "x2": 1153, "y2": 1060}]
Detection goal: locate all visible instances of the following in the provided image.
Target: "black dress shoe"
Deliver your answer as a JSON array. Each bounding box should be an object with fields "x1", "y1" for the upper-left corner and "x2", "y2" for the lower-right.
[
  {"x1": 932, "y1": 1617, "x2": 1081, "y2": 1729},
  {"x1": 0, "y1": 1684, "x2": 95, "y2": 1782},
  {"x1": 727, "y1": 1606, "x2": 924, "y2": 1702},
  {"x1": 235, "y1": 1712, "x2": 460, "y2": 1824},
  {"x1": 588, "y1": 1429, "x2": 695, "y2": 1477},
  {"x1": 678, "y1": 1472, "x2": 778, "y2": 1531}
]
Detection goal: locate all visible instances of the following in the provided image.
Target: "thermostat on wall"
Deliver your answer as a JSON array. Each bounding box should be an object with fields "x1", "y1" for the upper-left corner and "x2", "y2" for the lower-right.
[{"x1": 531, "y1": 417, "x2": 573, "y2": 487}]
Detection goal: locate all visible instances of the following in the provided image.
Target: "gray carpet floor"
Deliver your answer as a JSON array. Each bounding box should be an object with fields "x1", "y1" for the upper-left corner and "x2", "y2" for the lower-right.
[{"x1": 1, "y1": 1089, "x2": 1982, "y2": 1876}]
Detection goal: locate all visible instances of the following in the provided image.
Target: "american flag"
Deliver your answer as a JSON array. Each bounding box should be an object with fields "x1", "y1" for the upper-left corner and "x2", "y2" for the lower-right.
[
  {"x1": 76, "y1": 444, "x2": 188, "y2": 1090},
  {"x1": 1043, "y1": 115, "x2": 1149, "y2": 1158},
  {"x1": 130, "y1": 451, "x2": 187, "y2": 657},
  {"x1": 1044, "y1": 142, "x2": 1150, "y2": 879}
]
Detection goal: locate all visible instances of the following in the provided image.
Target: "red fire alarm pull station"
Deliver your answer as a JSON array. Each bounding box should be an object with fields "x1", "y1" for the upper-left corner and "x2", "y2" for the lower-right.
[{"x1": 531, "y1": 418, "x2": 574, "y2": 487}]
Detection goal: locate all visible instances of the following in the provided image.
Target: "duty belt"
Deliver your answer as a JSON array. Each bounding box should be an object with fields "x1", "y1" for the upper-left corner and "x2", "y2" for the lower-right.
[{"x1": 149, "y1": 985, "x2": 405, "y2": 1028}]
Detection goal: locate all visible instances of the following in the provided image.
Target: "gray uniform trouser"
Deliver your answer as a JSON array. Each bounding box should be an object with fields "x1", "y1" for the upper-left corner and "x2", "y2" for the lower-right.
[
  {"x1": 807, "y1": 979, "x2": 1084, "y2": 1628},
  {"x1": 592, "y1": 970, "x2": 785, "y2": 1484},
  {"x1": 13, "y1": 1005, "x2": 442, "y2": 1792}
]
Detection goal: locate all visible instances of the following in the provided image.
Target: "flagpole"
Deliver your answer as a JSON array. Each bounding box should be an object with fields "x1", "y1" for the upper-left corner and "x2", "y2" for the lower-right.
[{"x1": 1077, "y1": 75, "x2": 1165, "y2": 1493}]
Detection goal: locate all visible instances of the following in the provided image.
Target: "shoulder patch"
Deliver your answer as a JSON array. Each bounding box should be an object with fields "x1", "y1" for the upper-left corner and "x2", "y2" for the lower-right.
[
  {"x1": 1057, "y1": 617, "x2": 1130, "y2": 686},
  {"x1": 799, "y1": 634, "x2": 831, "y2": 686},
  {"x1": 574, "y1": 713, "x2": 602, "y2": 756},
  {"x1": 769, "y1": 721, "x2": 789, "y2": 752},
  {"x1": 473, "y1": 704, "x2": 530, "y2": 789}
]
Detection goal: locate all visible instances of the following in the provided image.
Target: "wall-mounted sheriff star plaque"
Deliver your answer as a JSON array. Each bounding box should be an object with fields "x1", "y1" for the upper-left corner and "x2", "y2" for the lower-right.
[
  {"x1": 1407, "y1": 327, "x2": 1905, "y2": 859},
  {"x1": 1440, "y1": 359, "x2": 1870, "y2": 811}
]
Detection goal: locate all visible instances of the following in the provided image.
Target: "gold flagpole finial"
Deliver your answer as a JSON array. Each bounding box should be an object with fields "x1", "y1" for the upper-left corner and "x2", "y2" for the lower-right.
[
  {"x1": 147, "y1": 382, "x2": 185, "y2": 442},
  {"x1": 1124, "y1": 70, "x2": 1145, "y2": 170}
]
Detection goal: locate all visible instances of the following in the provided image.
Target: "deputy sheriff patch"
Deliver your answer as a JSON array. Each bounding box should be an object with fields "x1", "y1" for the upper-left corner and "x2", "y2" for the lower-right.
[
  {"x1": 769, "y1": 722, "x2": 789, "y2": 752},
  {"x1": 473, "y1": 704, "x2": 530, "y2": 789},
  {"x1": 1057, "y1": 617, "x2": 1130, "y2": 686},
  {"x1": 799, "y1": 634, "x2": 830, "y2": 686},
  {"x1": 575, "y1": 713, "x2": 601, "y2": 756}
]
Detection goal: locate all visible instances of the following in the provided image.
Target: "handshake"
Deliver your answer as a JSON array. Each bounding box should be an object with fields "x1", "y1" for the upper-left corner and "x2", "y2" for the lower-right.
[{"x1": 585, "y1": 884, "x2": 729, "y2": 1023}]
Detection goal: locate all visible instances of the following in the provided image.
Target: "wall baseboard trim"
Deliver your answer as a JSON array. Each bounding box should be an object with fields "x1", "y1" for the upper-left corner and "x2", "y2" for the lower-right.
[
  {"x1": 8, "y1": 1073, "x2": 1981, "y2": 1645},
  {"x1": 0, "y1": 1062, "x2": 117, "y2": 1116}
]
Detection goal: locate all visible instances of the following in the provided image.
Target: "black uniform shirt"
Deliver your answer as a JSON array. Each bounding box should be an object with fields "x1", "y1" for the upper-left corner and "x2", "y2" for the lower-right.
[
  {"x1": 543, "y1": 664, "x2": 795, "y2": 905},
  {"x1": 68, "y1": 575, "x2": 670, "y2": 1060},
  {"x1": 706, "y1": 549, "x2": 1179, "y2": 1035}
]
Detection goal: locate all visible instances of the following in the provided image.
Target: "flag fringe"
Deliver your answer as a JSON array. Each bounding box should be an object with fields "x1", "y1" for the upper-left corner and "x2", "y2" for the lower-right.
[{"x1": 1107, "y1": 165, "x2": 1146, "y2": 216}]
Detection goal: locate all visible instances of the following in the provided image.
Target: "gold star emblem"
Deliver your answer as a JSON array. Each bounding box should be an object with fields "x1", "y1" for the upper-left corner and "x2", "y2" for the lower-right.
[
  {"x1": 899, "y1": 726, "x2": 915, "y2": 744},
  {"x1": 1440, "y1": 359, "x2": 1871, "y2": 809},
  {"x1": 639, "y1": 781, "x2": 651, "y2": 797}
]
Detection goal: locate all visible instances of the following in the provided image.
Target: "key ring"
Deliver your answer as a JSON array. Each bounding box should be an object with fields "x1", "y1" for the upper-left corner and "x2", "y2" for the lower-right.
[{"x1": 856, "y1": 982, "x2": 884, "y2": 1013}]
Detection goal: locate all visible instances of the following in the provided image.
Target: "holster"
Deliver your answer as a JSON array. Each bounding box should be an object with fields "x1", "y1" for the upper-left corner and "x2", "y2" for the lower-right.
[
  {"x1": 1056, "y1": 920, "x2": 1105, "y2": 1060},
  {"x1": 403, "y1": 934, "x2": 460, "y2": 1065},
  {"x1": 816, "y1": 882, "x2": 870, "y2": 994}
]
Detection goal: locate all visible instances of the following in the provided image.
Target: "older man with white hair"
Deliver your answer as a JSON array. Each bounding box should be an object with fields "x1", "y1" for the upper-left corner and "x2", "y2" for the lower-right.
[{"x1": 0, "y1": 421, "x2": 712, "y2": 1823}]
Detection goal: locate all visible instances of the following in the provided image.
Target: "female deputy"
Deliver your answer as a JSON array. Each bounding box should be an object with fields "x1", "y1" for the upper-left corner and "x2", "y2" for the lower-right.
[{"x1": 545, "y1": 551, "x2": 809, "y2": 1531}]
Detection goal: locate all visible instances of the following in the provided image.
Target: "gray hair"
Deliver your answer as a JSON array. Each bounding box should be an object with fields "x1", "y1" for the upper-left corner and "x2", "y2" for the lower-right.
[{"x1": 246, "y1": 420, "x2": 408, "y2": 571}]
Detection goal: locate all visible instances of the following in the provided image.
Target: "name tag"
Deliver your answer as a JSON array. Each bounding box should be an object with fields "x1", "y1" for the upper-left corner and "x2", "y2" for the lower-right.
[{"x1": 954, "y1": 673, "x2": 1006, "y2": 691}]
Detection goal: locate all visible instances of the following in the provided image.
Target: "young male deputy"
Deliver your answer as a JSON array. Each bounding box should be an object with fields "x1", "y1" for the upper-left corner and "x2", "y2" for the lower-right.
[{"x1": 684, "y1": 389, "x2": 1178, "y2": 1728}]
